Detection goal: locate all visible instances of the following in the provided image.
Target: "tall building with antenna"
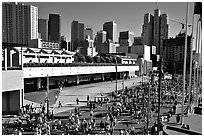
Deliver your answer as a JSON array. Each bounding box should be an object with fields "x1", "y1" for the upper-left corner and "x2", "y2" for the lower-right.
[{"x1": 141, "y1": 3, "x2": 169, "y2": 55}]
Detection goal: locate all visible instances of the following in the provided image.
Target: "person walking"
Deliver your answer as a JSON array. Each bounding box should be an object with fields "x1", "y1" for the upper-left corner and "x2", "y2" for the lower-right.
[
  {"x1": 58, "y1": 100, "x2": 62, "y2": 108},
  {"x1": 76, "y1": 98, "x2": 79, "y2": 105},
  {"x1": 176, "y1": 114, "x2": 180, "y2": 123}
]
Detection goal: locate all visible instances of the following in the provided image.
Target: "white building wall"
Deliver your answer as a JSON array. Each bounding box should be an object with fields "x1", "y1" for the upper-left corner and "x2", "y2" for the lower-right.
[{"x1": 23, "y1": 65, "x2": 139, "y2": 78}]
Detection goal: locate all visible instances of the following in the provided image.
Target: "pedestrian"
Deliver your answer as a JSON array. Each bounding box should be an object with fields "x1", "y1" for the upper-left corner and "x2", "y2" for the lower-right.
[
  {"x1": 76, "y1": 98, "x2": 79, "y2": 105},
  {"x1": 75, "y1": 107, "x2": 78, "y2": 114},
  {"x1": 58, "y1": 100, "x2": 62, "y2": 108},
  {"x1": 173, "y1": 105, "x2": 176, "y2": 114},
  {"x1": 55, "y1": 94, "x2": 58, "y2": 102},
  {"x1": 176, "y1": 114, "x2": 180, "y2": 123},
  {"x1": 87, "y1": 95, "x2": 90, "y2": 101},
  {"x1": 90, "y1": 109, "x2": 93, "y2": 117},
  {"x1": 120, "y1": 130, "x2": 124, "y2": 135},
  {"x1": 100, "y1": 120, "x2": 104, "y2": 131},
  {"x1": 89, "y1": 101, "x2": 92, "y2": 110},
  {"x1": 167, "y1": 113, "x2": 170, "y2": 122}
]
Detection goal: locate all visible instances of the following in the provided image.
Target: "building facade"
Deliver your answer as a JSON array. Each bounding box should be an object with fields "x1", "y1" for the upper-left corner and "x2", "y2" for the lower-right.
[
  {"x1": 163, "y1": 33, "x2": 192, "y2": 74},
  {"x1": 160, "y1": 14, "x2": 169, "y2": 53},
  {"x1": 84, "y1": 26, "x2": 94, "y2": 40},
  {"x1": 61, "y1": 35, "x2": 68, "y2": 50},
  {"x1": 29, "y1": 39, "x2": 60, "y2": 50},
  {"x1": 79, "y1": 36, "x2": 98, "y2": 57},
  {"x1": 141, "y1": 13, "x2": 154, "y2": 46},
  {"x1": 119, "y1": 31, "x2": 134, "y2": 47},
  {"x1": 153, "y1": 8, "x2": 161, "y2": 54},
  {"x1": 48, "y1": 14, "x2": 61, "y2": 42},
  {"x1": 103, "y1": 21, "x2": 117, "y2": 43},
  {"x1": 71, "y1": 21, "x2": 85, "y2": 51},
  {"x1": 95, "y1": 30, "x2": 107, "y2": 54},
  {"x1": 2, "y1": 2, "x2": 38, "y2": 44},
  {"x1": 141, "y1": 8, "x2": 169, "y2": 55},
  {"x1": 38, "y1": 19, "x2": 49, "y2": 41},
  {"x1": 134, "y1": 37, "x2": 143, "y2": 45}
]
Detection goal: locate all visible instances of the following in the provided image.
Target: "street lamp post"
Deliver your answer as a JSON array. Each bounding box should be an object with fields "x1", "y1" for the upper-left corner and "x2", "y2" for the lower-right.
[
  {"x1": 46, "y1": 74, "x2": 49, "y2": 118},
  {"x1": 115, "y1": 57, "x2": 118, "y2": 93},
  {"x1": 122, "y1": 72, "x2": 125, "y2": 91},
  {"x1": 146, "y1": 82, "x2": 151, "y2": 134},
  {"x1": 157, "y1": 56, "x2": 162, "y2": 135}
]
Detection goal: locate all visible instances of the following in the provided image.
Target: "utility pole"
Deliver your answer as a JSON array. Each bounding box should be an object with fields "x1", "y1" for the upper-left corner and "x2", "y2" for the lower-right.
[
  {"x1": 47, "y1": 74, "x2": 49, "y2": 118},
  {"x1": 181, "y1": 2, "x2": 189, "y2": 125},
  {"x1": 157, "y1": 56, "x2": 162, "y2": 135},
  {"x1": 115, "y1": 57, "x2": 118, "y2": 93},
  {"x1": 146, "y1": 82, "x2": 150, "y2": 134},
  {"x1": 122, "y1": 72, "x2": 125, "y2": 91}
]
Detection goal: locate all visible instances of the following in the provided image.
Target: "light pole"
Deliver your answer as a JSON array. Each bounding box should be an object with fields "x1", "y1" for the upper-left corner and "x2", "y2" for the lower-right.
[
  {"x1": 157, "y1": 56, "x2": 162, "y2": 135},
  {"x1": 115, "y1": 57, "x2": 118, "y2": 93},
  {"x1": 146, "y1": 82, "x2": 151, "y2": 134},
  {"x1": 122, "y1": 72, "x2": 124, "y2": 91},
  {"x1": 46, "y1": 74, "x2": 49, "y2": 118}
]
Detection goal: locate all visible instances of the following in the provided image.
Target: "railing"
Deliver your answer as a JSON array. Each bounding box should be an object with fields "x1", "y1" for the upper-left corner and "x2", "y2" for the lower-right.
[{"x1": 23, "y1": 62, "x2": 138, "y2": 67}]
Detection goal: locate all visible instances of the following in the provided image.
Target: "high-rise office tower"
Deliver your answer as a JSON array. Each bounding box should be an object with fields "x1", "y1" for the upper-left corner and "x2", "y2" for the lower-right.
[
  {"x1": 71, "y1": 20, "x2": 85, "y2": 51},
  {"x1": 160, "y1": 14, "x2": 169, "y2": 53},
  {"x1": 48, "y1": 14, "x2": 61, "y2": 41},
  {"x1": 119, "y1": 31, "x2": 134, "y2": 46},
  {"x1": 142, "y1": 8, "x2": 169, "y2": 55},
  {"x1": 134, "y1": 37, "x2": 142, "y2": 45},
  {"x1": 141, "y1": 13, "x2": 154, "y2": 46},
  {"x1": 96, "y1": 30, "x2": 107, "y2": 44},
  {"x1": 60, "y1": 35, "x2": 67, "y2": 50},
  {"x1": 84, "y1": 25, "x2": 94, "y2": 40},
  {"x1": 103, "y1": 21, "x2": 117, "y2": 43},
  {"x1": 38, "y1": 19, "x2": 48, "y2": 41},
  {"x1": 153, "y1": 8, "x2": 161, "y2": 54},
  {"x1": 95, "y1": 30, "x2": 107, "y2": 53},
  {"x1": 2, "y1": 2, "x2": 38, "y2": 44}
]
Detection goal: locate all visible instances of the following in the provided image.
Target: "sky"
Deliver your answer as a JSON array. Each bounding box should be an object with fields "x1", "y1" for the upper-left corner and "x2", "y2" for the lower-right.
[{"x1": 22, "y1": 1, "x2": 195, "y2": 42}]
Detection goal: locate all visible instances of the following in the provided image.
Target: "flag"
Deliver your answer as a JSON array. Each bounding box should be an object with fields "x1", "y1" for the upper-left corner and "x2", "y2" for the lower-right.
[{"x1": 194, "y1": 2, "x2": 202, "y2": 15}]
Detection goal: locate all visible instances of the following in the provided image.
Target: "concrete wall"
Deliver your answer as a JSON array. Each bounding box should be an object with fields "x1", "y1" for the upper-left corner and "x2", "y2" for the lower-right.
[
  {"x1": 2, "y1": 70, "x2": 24, "y2": 91},
  {"x1": 117, "y1": 46, "x2": 129, "y2": 53},
  {"x1": 2, "y1": 90, "x2": 21, "y2": 115},
  {"x1": 2, "y1": 70, "x2": 24, "y2": 115}
]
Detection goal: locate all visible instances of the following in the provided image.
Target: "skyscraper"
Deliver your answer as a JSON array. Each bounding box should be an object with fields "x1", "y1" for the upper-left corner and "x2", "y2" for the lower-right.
[
  {"x1": 103, "y1": 21, "x2": 117, "y2": 43},
  {"x1": 71, "y1": 20, "x2": 85, "y2": 51},
  {"x1": 141, "y1": 13, "x2": 154, "y2": 46},
  {"x1": 48, "y1": 14, "x2": 61, "y2": 41},
  {"x1": 142, "y1": 8, "x2": 169, "y2": 55},
  {"x1": 160, "y1": 14, "x2": 169, "y2": 53},
  {"x1": 153, "y1": 8, "x2": 161, "y2": 54},
  {"x1": 61, "y1": 35, "x2": 67, "y2": 50},
  {"x1": 119, "y1": 31, "x2": 134, "y2": 47},
  {"x1": 2, "y1": 2, "x2": 38, "y2": 44},
  {"x1": 95, "y1": 30, "x2": 107, "y2": 53},
  {"x1": 84, "y1": 25, "x2": 93, "y2": 40},
  {"x1": 38, "y1": 19, "x2": 48, "y2": 41}
]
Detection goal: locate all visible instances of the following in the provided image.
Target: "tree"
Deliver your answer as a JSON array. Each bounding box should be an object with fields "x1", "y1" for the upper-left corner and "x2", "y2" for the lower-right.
[
  {"x1": 93, "y1": 56, "x2": 101, "y2": 63},
  {"x1": 100, "y1": 56, "x2": 106, "y2": 63},
  {"x1": 109, "y1": 56, "x2": 114, "y2": 63},
  {"x1": 85, "y1": 55, "x2": 93, "y2": 63},
  {"x1": 116, "y1": 57, "x2": 122, "y2": 64},
  {"x1": 74, "y1": 53, "x2": 85, "y2": 63},
  {"x1": 104, "y1": 57, "x2": 111, "y2": 63}
]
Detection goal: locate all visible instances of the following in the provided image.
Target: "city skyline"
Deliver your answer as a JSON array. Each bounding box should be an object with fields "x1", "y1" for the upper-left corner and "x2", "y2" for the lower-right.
[{"x1": 23, "y1": 2, "x2": 195, "y2": 42}]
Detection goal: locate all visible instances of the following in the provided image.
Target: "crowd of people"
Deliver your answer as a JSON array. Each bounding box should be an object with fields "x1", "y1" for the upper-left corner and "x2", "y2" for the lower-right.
[{"x1": 2, "y1": 74, "x2": 201, "y2": 135}]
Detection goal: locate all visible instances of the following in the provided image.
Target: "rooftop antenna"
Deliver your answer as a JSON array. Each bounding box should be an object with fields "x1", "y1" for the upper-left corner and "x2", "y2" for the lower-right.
[{"x1": 155, "y1": 2, "x2": 159, "y2": 9}]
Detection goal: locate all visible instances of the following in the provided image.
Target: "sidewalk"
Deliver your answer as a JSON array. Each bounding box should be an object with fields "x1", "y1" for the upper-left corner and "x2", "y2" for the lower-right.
[{"x1": 162, "y1": 103, "x2": 202, "y2": 135}]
